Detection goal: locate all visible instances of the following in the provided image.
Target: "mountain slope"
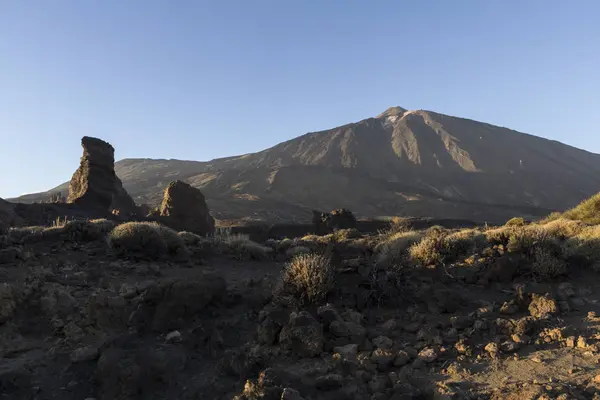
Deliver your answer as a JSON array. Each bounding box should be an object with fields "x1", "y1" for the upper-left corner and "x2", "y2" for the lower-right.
[{"x1": 11, "y1": 107, "x2": 600, "y2": 223}]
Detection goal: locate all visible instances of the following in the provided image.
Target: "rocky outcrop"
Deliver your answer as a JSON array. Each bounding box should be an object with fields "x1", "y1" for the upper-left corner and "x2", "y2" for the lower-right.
[
  {"x1": 0, "y1": 199, "x2": 22, "y2": 232},
  {"x1": 154, "y1": 180, "x2": 215, "y2": 235},
  {"x1": 67, "y1": 136, "x2": 138, "y2": 215},
  {"x1": 313, "y1": 208, "x2": 357, "y2": 234}
]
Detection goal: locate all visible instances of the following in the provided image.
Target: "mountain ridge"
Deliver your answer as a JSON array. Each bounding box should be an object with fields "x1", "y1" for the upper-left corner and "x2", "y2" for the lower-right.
[{"x1": 10, "y1": 107, "x2": 600, "y2": 223}]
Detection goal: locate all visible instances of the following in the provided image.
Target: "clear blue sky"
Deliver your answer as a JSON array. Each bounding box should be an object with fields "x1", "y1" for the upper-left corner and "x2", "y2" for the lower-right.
[{"x1": 1, "y1": 0, "x2": 599, "y2": 198}]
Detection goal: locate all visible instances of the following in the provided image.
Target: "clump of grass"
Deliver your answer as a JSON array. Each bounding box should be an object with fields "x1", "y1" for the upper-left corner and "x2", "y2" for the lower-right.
[
  {"x1": 375, "y1": 230, "x2": 423, "y2": 266},
  {"x1": 387, "y1": 216, "x2": 413, "y2": 234},
  {"x1": 485, "y1": 226, "x2": 516, "y2": 246},
  {"x1": 560, "y1": 193, "x2": 600, "y2": 225},
  {"x1": 89, "y1": 219, "x2": 117, "y2": 234},
  {"x1": 505, "y1": 217, "x2": 526, "y2": 227},
  {"x1": 278, "y1": 253, "x2": 335, "y2": 306},
  {"x1": 563, "y1": 225, "x2": 600, "y2": 269},
  {"x1": 178, "y1": 231, "x2": 205, "y2": 246},
  {"x1": 57, "y1": 220, "x2": 105, "y2": 242},
  {"x1": 332, "y1": 228, "x2": 361, "y2": 241},
  {"x1": 409, "y1": 236, "x2": 445, "y2": 266},
  {"x1": 107, "y1": 222, "x2": 168, "y2": 260},
  {"x1": 442, "y1": 229, "x2": 487, "y2": 262},
  {"x1": 153, "y1": 224, "x2": 189, "y2": 258},
  {"x1": 214, "y1": 233, "x2": 272, "y2": 260},
  {"x1": 540, "y1": 218, "x2": 586, "y2": 239}
]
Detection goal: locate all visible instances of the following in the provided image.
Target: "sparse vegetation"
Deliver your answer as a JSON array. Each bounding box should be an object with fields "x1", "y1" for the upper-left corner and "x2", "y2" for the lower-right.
[
  {"x1": 153, "y1": 223, "x2": 189, "y2": 258},
  {"x1": 278, "y1": 253, "x2": 335, "y2": 305},
  {"x1": 559, "y1": 192, "x2": 600, "y2": 225},
  {"x1": 213, "y1": 232, "x2": 272, "y2": 260}
]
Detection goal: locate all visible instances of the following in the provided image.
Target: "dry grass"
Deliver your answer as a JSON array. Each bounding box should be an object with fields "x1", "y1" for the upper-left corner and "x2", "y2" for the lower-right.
[
  {"x1": 563, "y1": 225, "x2": 600, "y2": 269},
  {"x1": 107, "y1": 222, "x2": 168, "y2": 260},
  {"x1": 531, "y1": 247, "x2": 567, "y2": 279},
  {"x1": 409, "y1": 236, "x2": 444, "y2": 266},
  {"x1": 539, "y1": 218, "x2": 587, "y2": 238},
  {"x1": 285, "y1": 246, "x2": 311, "y2": 258},
  {"x1": 559, "y1": 192, "x2": 600, "y2": 225},
  {"x1": 278, "y1": 253, "x2": 335, "y2": 306},
  {"x1": 504, "y1": 217, "x2": 526, "y2": 227},
  {"x1": 178, "y1": 231, "x2": 205, "y2": 246},
  {"x1": 375, "y1": 230, "x2": 423, "y2": 266},
  {"x1": 213, "y1": 232, "x2": 272, "y2": 260},
  {"x1": 442, "y1": 229, "x2": 487, "y2": 261}
]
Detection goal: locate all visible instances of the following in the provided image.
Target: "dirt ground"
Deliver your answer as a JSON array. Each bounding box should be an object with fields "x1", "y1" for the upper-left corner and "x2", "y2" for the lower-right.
[{"x1": 1, "y1": 230, "x2": 600, "y2": 399}]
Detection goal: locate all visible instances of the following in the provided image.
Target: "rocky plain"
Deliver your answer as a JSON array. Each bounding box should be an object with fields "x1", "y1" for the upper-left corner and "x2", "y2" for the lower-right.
[{"x1": 2, "y1": 137, "x2": 600, "y2": 400}]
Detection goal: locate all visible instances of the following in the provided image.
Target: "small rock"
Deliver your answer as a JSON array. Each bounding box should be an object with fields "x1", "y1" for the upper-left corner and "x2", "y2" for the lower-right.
[
  {"x1": 528, "y1": 293, "x2": 558, "y2": 319},
  {"x1": 165, "y1": 330, "x2": 182, "y2": 343},
  {"x1": 455, "y1": 339, "x2": 471, "y2": 355},
  {"x1": 380, "y1": 319, "x2": 398, "y2": 333},
  {"x1": 341, "y1": 310, "x2": 364, "y2": 325},
  {"x1": 511, "y1": 334, "x2": 530, "y2": 344},
  {"x1": 372, "y1": 336, "x2": 393, "y2": 350},
  {"x1": 315, "y1": 374, "x2": 343, "y2": 391},
  {"x1": 500, "y1": 300, "x2": 519, "y2": 315},
  {"x1": 70, "y1": 346, "x2": 100, "y2": 363},
  {"x1": 450, "y1": 316, "x2": 473, "y2": 330},
  {"x1": 330, "y1": 321, "x2": 366, "y2": 339},
  {"x1": 500, "y1": 340, "x2": 520, "y2": 353},
  {"x1": 403, "y1": 322, "x2": 421, "y2": 333},
  {"x1": 279, "y1": 311, "x2": 324, "y2": 357},
  {"x1": 317, "y1": 304, "x2": 342, "y2": 325},
  {"x1": 417, "y1": 347, "x2": 438, "y2": 363},
  {"x1": 371, "y1": 349, "x2": 395, "y2": 368},
  {"x1": 333, "y1": 344, "x2": 358, "y2": 359},
  {"x1": 577, "y1": 336, "x2": 589, "y2": 349},
  {"x1": 281, "y1": 388, "x2": 305, "y2": 400},
  {"x1": 566, "y1": 336, "x2": 577, "y2": 348},
  {"x1": 558, "y1": 282, "x2": 575, "y2": 299},
  {"x1": 593, "y1": 374, "x2": 600, "y2": 384},
  {"x1": 485, "y1": 342, "x2": 499, "y2": 357},
  {"x1": 393, "y1": 350, "x2": 411, "y2": 366},
  {"x1": 368, "y1": 374, "x2": 389, "y2": 394}
]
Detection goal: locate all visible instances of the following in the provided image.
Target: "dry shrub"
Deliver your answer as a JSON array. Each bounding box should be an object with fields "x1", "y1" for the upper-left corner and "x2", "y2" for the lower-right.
[
  {"x1": 409, "y1": 236, "x2": 444, "y2": 266},
  {"x1": 107, "y1": 222, "x2": 168, "y2": 260},
  {"x1": 58, "y1": 220, "x2": 103, "y2": 241},
  {"x1": 375, "y1": 231, "x2": 423, "y2": 266},
  {"x1": 152, "y1": 224, "x2": 189, "y2": 258},
  {"x1": 332, "y1": 228, "x2": 361, "y2": 241},
  {"x1": 485, "y1": 226, "x2": 515, "y2": 246},
  {"x1": 216, "y1": 233, "x2": 271, "y2": 260},
  {"x1": 285, "y1": 246, "x2": 311, "y2": 258},
  {"x1": 89, "y1": 219, "x2": 117, "y2": 234},
  {"x1": 278, "y1": 253, "x2": 335, "y2": 306},
  {"x1": 563, "y1": 225, "x2": 600, "y2": 269},
  {"x1": 531, "y1": 247, "x2": 567, "y2": 279},
  {"x1": 442, "y1": 229, "x2": 487, "y2": 261},
  {"x1": 540, "y1": 218, "x2": 586, "y2": 238},
  {"x1": 505, "y1": 217, "x2": 526, "y2": 227},
  {"x1": 388, "y1": 217, "x2": 413, "y2": 234},
  {"x1": 425, "y1": 225, "x2": 447, "y2": 238},
  {"x1": 560, "y1": 192, "x2": 600, "y2": 225},
  {"x1": 178, "y1": 231, "x2": 205, "y2": 246}
]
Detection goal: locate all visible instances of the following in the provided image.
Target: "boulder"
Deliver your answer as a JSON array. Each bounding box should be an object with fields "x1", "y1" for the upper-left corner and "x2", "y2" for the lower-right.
[
  {"x1": 279, "y1": 311, "x2": 324, "y2": 357},
  {"x1": 67, "y1": 136, "x2": 138, "y2": 215},
  {"x1": 155, "y1": 180, "x2": 215, "y2": 236}
]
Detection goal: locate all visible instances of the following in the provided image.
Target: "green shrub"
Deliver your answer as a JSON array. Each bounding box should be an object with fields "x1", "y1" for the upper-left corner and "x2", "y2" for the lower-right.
[
  {"x1": 60, "y1": 220, "x2": 103, "y2": 241},
  {"x1": 107, "y1": 222, "x2": 168, "y2": 260},
  {"x1": 505, "y1": 217, "x2": 526, "y2": 227},
  {"x1": 278, "y1": 253, "x2": 335, "y2": 306}
]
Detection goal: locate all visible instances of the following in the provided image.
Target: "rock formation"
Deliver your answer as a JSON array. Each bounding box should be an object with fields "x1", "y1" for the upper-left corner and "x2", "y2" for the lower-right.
[
  {"x1": 67, "y1": 136, "x2": 138, "y2": 215},
  {"x1": 0, "y1": 198, "x2": 22, "y2": 232},
  {"x1": 155, "y1": 180, "x2": 215, "y2": 235},
  {"x1": 313, "y1": 208, "x2": 357, "y2": 234}
]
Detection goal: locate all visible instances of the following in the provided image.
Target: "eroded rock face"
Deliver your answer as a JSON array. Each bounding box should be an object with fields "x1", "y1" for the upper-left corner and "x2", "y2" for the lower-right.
[
  {"x1": 67, "y1": 136, "x2": 138, "y2": 215},
  {"x1": 155, "y1": 180, "x2": 215, "y2": 235}
]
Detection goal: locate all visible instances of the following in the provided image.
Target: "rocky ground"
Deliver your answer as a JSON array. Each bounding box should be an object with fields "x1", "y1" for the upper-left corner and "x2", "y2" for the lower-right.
[{"x1": 2, "y1": 224, "x2": 600, "y2": 400}]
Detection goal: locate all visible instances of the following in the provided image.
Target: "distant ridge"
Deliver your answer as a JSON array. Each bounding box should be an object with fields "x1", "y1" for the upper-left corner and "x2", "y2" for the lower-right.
[{"x1": 11, "y1": 107, "x2": 600, "y2": 223}]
